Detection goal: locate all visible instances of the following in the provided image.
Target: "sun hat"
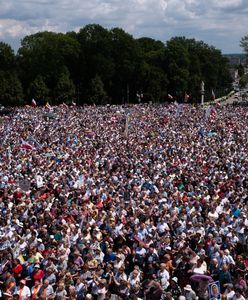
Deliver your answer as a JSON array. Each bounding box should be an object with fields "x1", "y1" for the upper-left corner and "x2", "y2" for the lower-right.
[{"x1": 184, "y1": 284, "x2": 193, "y2": 291}]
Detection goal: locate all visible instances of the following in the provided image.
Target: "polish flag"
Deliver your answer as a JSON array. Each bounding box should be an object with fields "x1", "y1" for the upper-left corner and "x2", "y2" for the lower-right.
[
  {"x1": 211, "y1": 89, "x2": 215, "y2": 101},
  {"x1": 21, "y1": 141, "x2": 33, "y2": 150},
  {"x1": 32, "y1": 99, "x2": 37, "y2": 107}
]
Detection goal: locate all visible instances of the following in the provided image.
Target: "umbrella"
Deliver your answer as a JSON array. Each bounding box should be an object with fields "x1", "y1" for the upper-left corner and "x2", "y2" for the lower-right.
[
  {"x1": 190, "y1": 274, "x2": 214, "y2": 282},
  {"x1": 44, "y1": 112, "x2": 56, "y2": 119},
  {"x1": 19, "y1": 179, "x2": 31, "y2": 192}
]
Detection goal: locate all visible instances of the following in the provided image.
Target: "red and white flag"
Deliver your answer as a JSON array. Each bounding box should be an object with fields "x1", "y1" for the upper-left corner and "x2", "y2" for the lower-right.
[
  {"x1": 21, "y1": 140, "x2": 33, "y2": 150},
  {"x1": 31, "y1": 99, "x2": 37, "y2": 107},
  {"x1": 211, "y1": 89, "x2": 215, "y2": 101}
]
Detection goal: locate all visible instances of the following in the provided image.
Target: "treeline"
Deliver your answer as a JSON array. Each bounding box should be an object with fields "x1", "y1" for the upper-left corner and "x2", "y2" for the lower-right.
[{"x1": 0, "y1": 24, "x2": 232, "y2": 106}]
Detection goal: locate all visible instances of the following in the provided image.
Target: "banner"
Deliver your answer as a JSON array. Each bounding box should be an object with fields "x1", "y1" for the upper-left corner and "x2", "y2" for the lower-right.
[
  {"x1": 208, "y1": 281, "x2": 220, "y2": 300},
  {"x1": 36, "y1": 175, "x2": 44, "y2": 188}
]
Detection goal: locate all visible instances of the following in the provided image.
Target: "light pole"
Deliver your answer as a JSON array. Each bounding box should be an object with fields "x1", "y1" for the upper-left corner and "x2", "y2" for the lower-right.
[{"x1": 200, "y1": 81, "x2": 205, "y2": 106}]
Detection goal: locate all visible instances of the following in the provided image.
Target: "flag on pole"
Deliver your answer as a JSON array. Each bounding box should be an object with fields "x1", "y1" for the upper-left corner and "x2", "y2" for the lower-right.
[
  {"x1": 18, "y1": 255, "x2": 25, "y2": 264},
  {"x1": 21, "y1": 140, "x2": 33, "y2": 150},
  {"x1": 31, "y1": 99, "x2": 37, "y2": 107},
  {"x1": 205, "y1": 105, "x2": 212, "y2": 120},
  {"x1": 45, "y1": 101, "x2": 51, "y2": 109},
  {"x1": 211, "y1": 89, "x2": 215, "y2": 101},
  {"x1": 184, "y1": 92, "x2": 190, "y2": 102}
]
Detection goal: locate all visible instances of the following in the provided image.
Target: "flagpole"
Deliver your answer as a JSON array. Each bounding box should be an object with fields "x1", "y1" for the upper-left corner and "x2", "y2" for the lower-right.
[
  {"x1": 125, "y1": 113, "x2": 130, "y2": 137},
  {"x1": 200, "y1": 81, "x2": 205, "y2": 106}
]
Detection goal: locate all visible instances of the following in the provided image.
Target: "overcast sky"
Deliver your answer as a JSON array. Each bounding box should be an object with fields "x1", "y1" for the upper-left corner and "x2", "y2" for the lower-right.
[{"x1": 0, "y1": 0, "x2": 247, "y2": 53}]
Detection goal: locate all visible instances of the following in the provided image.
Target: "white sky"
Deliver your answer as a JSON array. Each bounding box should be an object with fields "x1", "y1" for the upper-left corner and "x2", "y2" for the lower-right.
[{"x1": 0, "y1": 0, "x2": 247, "y2": 53}]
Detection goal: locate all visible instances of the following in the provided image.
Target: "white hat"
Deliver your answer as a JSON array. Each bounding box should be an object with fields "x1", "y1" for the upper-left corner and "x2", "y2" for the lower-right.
[
  {"x1": 3, "y1": 292, "x2": 13, "y2": 298},
  {"x1": 184, "y1": 284, "x2": 193, "y2": 291},
  {"x1": 172, "y1": 277, "x2": 178, "y2": 283}
]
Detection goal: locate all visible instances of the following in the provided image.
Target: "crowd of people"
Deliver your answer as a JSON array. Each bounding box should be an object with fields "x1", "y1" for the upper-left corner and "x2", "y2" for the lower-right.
[{"x1": 0, "y1": 103, "x2": 247, "y2": 300}]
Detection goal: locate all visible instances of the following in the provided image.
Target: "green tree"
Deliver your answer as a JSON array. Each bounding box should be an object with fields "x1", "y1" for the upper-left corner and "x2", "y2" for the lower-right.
[
  {"x1": 0, "y1": 25, "x2": 232, "y2": 105},
  {"x1": 0, "y1": 43, "x2": 23, "y2": 106},
  {"x1": 165, "y1": 38, "x2": 190, "y2": 97},
  {"x1": 17, "y1": 31, "x2": 80, "y2": 99},
  {"x1": 76, "y1": 24, "x2": 115, "y2": 103},
  {"x1": 239, "y1": 73, "x2": 248, "y2": 88},
  {"x1": 89, "y1": 75, "x2": 107, "y2": 104},
  {"x1": 238, "y1": 64, "x2": 245, "y2": 77},
  {"x1": 28, "y1": 75, "x2": 49, "y2": 104},
  {"x1": 54, "y1": 67, "x2": 75, "y2": 103},
  {"x1": 0, "y1": 71, "x2": 23, "y2": 106},
  {"x1": 137, "y1": 38, "x2": 168, "y2": 102},
  {"x1": 0, "y1": 42, "x2": 15, "y2": 70},
  {"x1": 240, "y1": 35, "x2": 248, "y2": 54}
]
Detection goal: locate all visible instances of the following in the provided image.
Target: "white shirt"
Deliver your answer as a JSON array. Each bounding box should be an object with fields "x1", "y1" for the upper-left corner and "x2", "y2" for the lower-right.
[
  {"x1": 136, "y1": 247, "x2": 146, "y2": 256},
  {"x1": 232, "y1": 295, "x2": 245, "y2": 300},
  {"x1": 158, "y1": 269, "x2": 170, "y2": 289},
  {"x1": 208, "y1": 211, "x2": 219, "y2": 221},
  {"x1": 157, "y1": 222, "x2": 170, "y2": 233},
  {"x1": 224, "y1": 290, "x2": 235, "y2": 300},
  {"x1": 16, "y1": 286, "x2": 31, "y2": 300}
]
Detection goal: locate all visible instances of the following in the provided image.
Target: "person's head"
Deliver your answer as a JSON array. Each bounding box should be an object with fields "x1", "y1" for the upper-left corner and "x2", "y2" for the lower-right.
[
  {"x1": 226, "y1": 284, "x2": 233, "y2": 291},
  {"x1": 211, "y1": 284, "x2": 218, "y2": 295},
  {"x1": 164, "y1": 292, "x2": 173, "y2": 300},
  {"x1": 34, "y1": 280, "x2": 40, "y2": 287},
  {"x1": 68, "y1": 285, "x2": 75, "y2": 295},
  {"x1": 57, "y1": 283, "x2": 65, "y2": 291},
  {"x1": 224, "y1": 249, "x2": 230, "y2": 256},
  {"x1": 132, "y1": 270, "x2": 139, "y2": 278},
  {"x1": 171, "y1": 277, "x2": 178, "y2": 286},
  {"x1": 184, "y1": 284, "x2": 193, "y2": 294},
  {"x1": 20, "y1": 279, "x2": 26, "y2": 287},
  {"x1": 99, "y1": 279, "x2": 106, "y2": 288},
  {"x1": 235, "y1": 289, "x2": 242, "y2": 297},
  {"x1": 43, "y1": 279, "x2": 49, "y2": 287},
  {"x1": 197, "y1": 258, "x2": 203, "y2": 266}
]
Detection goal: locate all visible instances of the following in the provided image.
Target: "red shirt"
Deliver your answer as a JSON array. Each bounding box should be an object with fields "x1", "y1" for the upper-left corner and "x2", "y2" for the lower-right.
[
  {"x1": 33, "y1": 269, "x2": 45, "y2": 281},
  {"x1": 12, "y1": 264, "x2": 23, "y2": 276}
]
